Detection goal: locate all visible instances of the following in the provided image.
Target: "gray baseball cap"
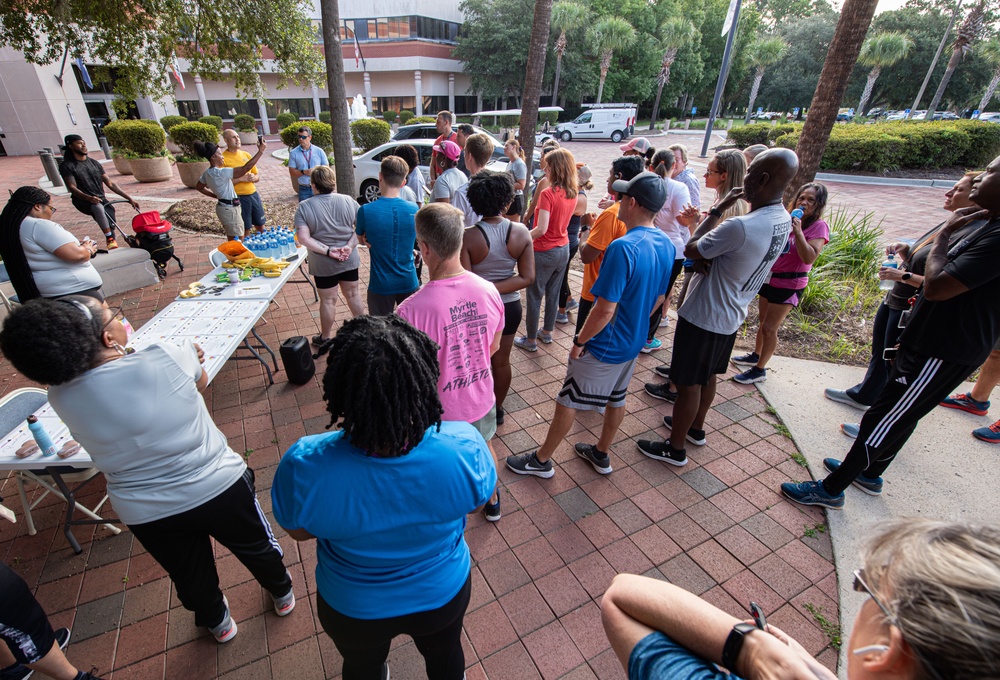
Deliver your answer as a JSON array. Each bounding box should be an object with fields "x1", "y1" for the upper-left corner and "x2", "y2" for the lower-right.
[{"x1": 610, "y1": 171, "x2": 667, "y2": 213}]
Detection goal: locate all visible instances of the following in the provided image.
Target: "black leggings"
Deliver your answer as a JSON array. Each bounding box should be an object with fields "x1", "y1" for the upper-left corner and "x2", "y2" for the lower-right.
[
  {"x1": 847, "y1": 302, "x2": 905, "y2": 406},
  {"x1": 647, "y1": 259, "x2": 685, "y2": 342},
  {"x1": 0, "y1": 563, "x2": 56, "y2": 665},
  {"x1": 317, "y1": 573, "x2": 472, "y2": 680},
  {"x1": 559, "y1": 242, "x2": 580, "y2": 309}
]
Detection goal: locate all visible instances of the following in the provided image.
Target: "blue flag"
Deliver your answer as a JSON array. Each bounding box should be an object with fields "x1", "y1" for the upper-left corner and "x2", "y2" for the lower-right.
[{"x1": 74, "y1": 58, "x2": 93, "y2": 89}]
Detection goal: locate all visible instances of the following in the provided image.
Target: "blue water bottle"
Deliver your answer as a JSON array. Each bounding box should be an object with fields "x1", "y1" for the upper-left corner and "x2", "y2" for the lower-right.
[
  {"x1": 790, "y1": 208, "x2": 804, "y2": 220},
  {"x1": 27, "y1": 415, "x2": 58, "y2": 457},
  {"x1": 268, "y1": 233, "x2": 278, "y2": 259}
]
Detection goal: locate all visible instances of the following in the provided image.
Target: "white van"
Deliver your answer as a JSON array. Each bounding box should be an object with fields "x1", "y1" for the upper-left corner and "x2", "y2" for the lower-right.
[{"x1": 555, "y1": 106, "x2": 636, "y2": 142}]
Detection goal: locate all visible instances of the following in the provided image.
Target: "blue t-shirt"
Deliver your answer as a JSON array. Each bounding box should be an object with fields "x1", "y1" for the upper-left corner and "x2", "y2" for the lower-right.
[
  {"x1": 630, "y1": 631, "x2": 743, "y2": 680},
  {"x1": 587, "y1": 226, "x2": 675, "y2": 363},
  {"x1": 288, "y1": 145, "x2": 329, "y2": 186},
  {"x1": 271, "y1": 421, "x2": 496, "y2": 619},
  {"x1": 356, "y1": 197, "x2": 420, "y2": 295}
]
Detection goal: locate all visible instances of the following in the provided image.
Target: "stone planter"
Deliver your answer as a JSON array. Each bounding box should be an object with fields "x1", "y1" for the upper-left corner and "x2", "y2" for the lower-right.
[
  {"x1": 238, "y1": 130, "x2": 258, "y2": 145},
  {"x1": 112, "y1": 155, "x2": 132, "y2": 175},
  {"x1": 129, "y1": 156, "x2": 173, "y2": 183},
  {"x1": 177, "y1": 160, "x2": 210, "y2": 189}
]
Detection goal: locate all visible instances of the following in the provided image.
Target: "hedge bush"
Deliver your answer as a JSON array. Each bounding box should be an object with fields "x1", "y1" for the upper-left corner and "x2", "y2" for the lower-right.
[
  {"x1": 382, "y1": 110, "x2": 398, "y2": 124},
  {"x1": 276, "y1": 112, "x2": 299, "y2": 129},
  {"x1": 350, "y1": 118, "x2": 391, "y2": 152},
  {"x1": 159, "y1": 115, "x2": 188, "y2": 134},
  {"x1": 319, "y1": 111, "x2": 331, "y2": 124},
  {"x1": 280, "y1": 120, "x2": 332, "y2": 150},
  {"x1": 169, "y1": 122, "x2": 222, "y2": 161},
  {"x1": 233, "y1": 114, "x2": 256, "y2": 132},
  {"x1": 769, "y1": 124, "x2": 797, "y2": 142},
  {"x1": 540, "y1": 111, "x2": 559, "y2": 126},
  {"x1": 951, "y1": 119, "x2": 1000, "y2": 167},
  {"x1": 198, "y1": 115, "x2": 223, "y2": 131},
  {"x1": 727, "y1": 123, "x2": 771, "y2": 148},
  {"x1": 399, "y1": 110, "x2": 415, "y2": 124},
  {"x1": 103, "y1": 120, "x2": 166, "y2": 156},
  {"x1": 498, "y1": 115, "x2": 521, "y2": 128},
  {"x1": 411, "y1": 116, "x2": 436, "y2": 124}
]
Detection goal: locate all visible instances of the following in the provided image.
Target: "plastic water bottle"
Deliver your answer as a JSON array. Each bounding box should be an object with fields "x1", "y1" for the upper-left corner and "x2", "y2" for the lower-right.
[
  {"x1": 27, "y1": 415, "x2": 57, "y2": 457},
  {"x1": 268, "y1": 233, "x2": 279, "y2": 260},
  {"x1": 790, "y1": 208, "x2": 804, "y2": 221},
  {"x1": 879, "y1": 253, "x2": 897, "y2": 291}
]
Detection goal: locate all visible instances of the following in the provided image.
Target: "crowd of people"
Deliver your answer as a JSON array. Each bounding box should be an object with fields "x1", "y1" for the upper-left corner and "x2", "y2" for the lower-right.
[{"x1": 1, "y1": 112, "x2": 999, "y2": 680}]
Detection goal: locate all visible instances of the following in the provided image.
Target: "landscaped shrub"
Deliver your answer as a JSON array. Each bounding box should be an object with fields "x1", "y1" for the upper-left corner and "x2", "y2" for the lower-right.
[
  {"x1": 382, "y1": 110, "x2": 398, "y2": 124},
  {"x1": 276, "y1": 112, "x2": 299, "y2": 129},
  {"x1": 233, "y1": 114, "x2": 256, "y2": 132},
  {"x1": 411, "y1": 116, "x2": 436, "y2": 124},
  {"x1": 822, "y1": 127, "x2": 907, "y2": 172},
  {"x1": 540, "y1": 111, "x2": 559, "y2": 126},
  {"x1": 280, "y1": 120, "x2": 332, "y2": 150},
  {"x1": 319, "y1": 111, "x2": 331, "y2": 124},
  {"x1": 768, "y1": 124, "x2": 798, "y2": 143},
  {"x1": 775, "y1": 133, "x2": 798, "y2": 150},
  {"x1": 951, "y1": 119, "x2": 1000, "y2": 168},
  {"x1": 159, "y1": 115, "x2": 188, "y2": 134},
  {"x1": 103, "y1": 120, "x2": 165, "y2": 156},
  {"x1": 727, "y1": 123, "x2": 772, "y2": 147},
  {"x1": 798, "y1": 207, "x2": 882, "y2": 315},
  {"x1": 198, "y1": 115, "x2": 223, "y2": 131},
  {"x1": 169, "y1": 122, "x2": 222, "y2": 161},
  {"x1": 398, "y1": 110, "x2": 415, "y2": 124},
  {"x1": 350, "y1": 118, "x2": 391, "y2": 151},
  {"x1": 498, "y1": 115, "x2": 521, "y2": 128}
]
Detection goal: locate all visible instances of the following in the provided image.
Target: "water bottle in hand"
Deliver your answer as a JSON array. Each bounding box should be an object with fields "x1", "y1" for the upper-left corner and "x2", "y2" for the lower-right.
[
  {"x1": 879, "y1": 253, "x2": 897, "y2": 291},
  {"x1": 790, "y1": 208, "x2": 804, "y2": 221}
]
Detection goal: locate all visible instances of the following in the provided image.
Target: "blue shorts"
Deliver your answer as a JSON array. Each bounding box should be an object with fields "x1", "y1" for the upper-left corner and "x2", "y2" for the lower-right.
[
  {"x1": 297, "y1": 184, "x2": 314, "y2": 202},
  {"x1": 629, "y1": 631, "x2": 742, "y2": 680},
  {"x1": 240, "y1": 191, "x2": 266, "y2": 230}
]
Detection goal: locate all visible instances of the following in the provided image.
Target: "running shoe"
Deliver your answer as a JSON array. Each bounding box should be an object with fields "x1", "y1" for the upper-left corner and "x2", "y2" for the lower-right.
[
  {"x1": 538, "y1": 332, "x2": 554, "y2": 344},
  {"x1": 780, "y1": 481, "x2": 844, "y2": 509},
  {"x1": 658, "y1": 316, "x2": 670, "y2": 328},
  {"x1": 105, "y1": 237, "x2": 119, "y2": 250},
  {"x1": 731, "y1": 351, "x2": 759, "y2": 366},
  {"x1": 822, "y1": 458, "x2": 882, "y2": 495},
  {"x1": 644, "y1": 382, "x2": 677, "y2": 402},
  {"x1": 662, "y1": 415, "x2": 706, "y2": 446},
  {"x1": 641, "y1": 338, "x2": 663, "y2": 353},
  {"x1": 940, "y1": 392, "x2": 990, "y2": 416},
  {"x1": 823, "y1": 388, "x2": 870, "y2": 411},
  {"x1": 565, "y1": 298, "x2": 579, "y2": 311},
  {"x1": 272, "y1": 583, "x2": 296, "y2": 616},
  {"x1": 574, "y1": 443, "x2": 612, "y2": 475},
  {"x1": 505, "y1": 451, "x2": 554, "y2": 478},
  {"x1": 209, "y1": 604, "x2": 238, "y2": 643},
  {"x1": 555, "y1": 312, "x2": 570, "y2": 325},
  {"x1": 841, "y1": 423, "x2": 860, "y2": 439},
  {"x1": 514, "y1": 336, "x2": 537, "y2": 352},
  {"x1": 973, "y1": 419, "x2": 1000, "y2": 443},
  {"x1": 654, "y1": 365, "x2": 670, "y2": 379},
  {"x1": 636, "y1": 440, "x2": 687, "y2": 466},
  {"x1": 483, "y1": 494, "x2": 502, "y2": 522},
  {"x1": 733, "y1": 366, "x2": 767, "y2": 384}
]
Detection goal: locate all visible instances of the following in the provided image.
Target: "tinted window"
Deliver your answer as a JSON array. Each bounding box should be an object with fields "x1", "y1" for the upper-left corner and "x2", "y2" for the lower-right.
[
  {"x1": 573, "y1": 113, "x2": 592, "y2": 124},
  {"x1": 372, "y1": 146, "x2": 399, "y2": 161},
  {"x1": 418, "y1": 146, "x2": 434, "y2": 166}
]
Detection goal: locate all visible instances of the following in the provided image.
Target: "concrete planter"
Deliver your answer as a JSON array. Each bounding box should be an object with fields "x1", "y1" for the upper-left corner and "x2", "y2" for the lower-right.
[
  {"x1": 129, "y1": 156, "x2": 173, "y2": 183},
  {"x1": 238, "y1": 130, "x2": 258, "y2": 145},
  {"x1": 112, "y1": 155, "x2": 132, "y2": 175},
  {"x1": 177, "y1": 160, "x2": 210, "y2": 189}
]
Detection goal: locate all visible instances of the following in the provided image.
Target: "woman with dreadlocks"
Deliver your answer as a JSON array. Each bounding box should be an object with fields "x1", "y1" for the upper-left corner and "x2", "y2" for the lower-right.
[
  {"x1": 272, "y1": 315, "x2": 495, "y2": 680},
  {"x1": 0, "y1": 186, "x2": 104, "y2": 303}
]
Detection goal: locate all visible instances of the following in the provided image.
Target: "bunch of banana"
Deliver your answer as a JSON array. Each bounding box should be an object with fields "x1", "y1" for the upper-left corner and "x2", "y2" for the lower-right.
[
  {"x1": 247, "y1": 257, "x2": 291, "y2": 271},
  {"x1": 179, "y1": 282, "x2": 206, "y2": 298}
]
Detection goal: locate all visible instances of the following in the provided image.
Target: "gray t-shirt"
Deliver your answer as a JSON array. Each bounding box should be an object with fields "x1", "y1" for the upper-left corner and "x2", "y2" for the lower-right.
[
  {"x1": 19, "y1": 217, "x2": 103, "y2": 297},
  {"x1": 452, "y1": 183, "x2": 481, "y2": 227},
  {"x1": 507, "y1": 158, "x2": 528, "y2": 195},
  {"x1": 406, "y1": 168, "x2": 427, "y2": 206},
  {"x1": 48, "y1": 341, "x2": 246, "y2": 525},
  {"x1": 293, "y1": 193, "x2": 361, "y2": 276},
  {"x1": 679, "y1": 204, "x2": 791, "y2": 335},
  {"x1": 432, "y1": 167, "x2": 468, "y2": 202},
  {"x1": 199, "y1": 166, "x2": 237, "y2": 201}
]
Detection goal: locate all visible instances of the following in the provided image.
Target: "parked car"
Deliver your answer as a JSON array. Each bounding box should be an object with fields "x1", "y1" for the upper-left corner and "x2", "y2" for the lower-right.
[
  {"x1": 979, "y1": 112, "x2": 1000, "y2": 124},
  {"x1": 392, "y1": 122, "x2": 542, "y2": 178}
]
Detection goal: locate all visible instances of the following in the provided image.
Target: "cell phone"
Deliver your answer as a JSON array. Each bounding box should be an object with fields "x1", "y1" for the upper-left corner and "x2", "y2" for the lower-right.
[
  {"x1": 883, "y1": 347, "x2": 898, "y2": 361},
  {"x1": 749, "y1": 602, "x2": 767, "y2": 631},
  {"x1": 257, "y1": 133, "x2": 264, "y2": 144}
]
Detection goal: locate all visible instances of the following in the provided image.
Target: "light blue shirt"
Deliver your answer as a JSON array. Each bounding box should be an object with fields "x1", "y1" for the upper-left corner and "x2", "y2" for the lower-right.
[{"x1": 288, "y1": 144, "x2": 329, "y2": 186}]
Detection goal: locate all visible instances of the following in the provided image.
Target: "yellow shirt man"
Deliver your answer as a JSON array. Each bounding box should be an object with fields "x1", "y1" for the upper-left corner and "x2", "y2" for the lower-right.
[{"x1": 222, "y1": 149, "x2": 259, "y2": 196}]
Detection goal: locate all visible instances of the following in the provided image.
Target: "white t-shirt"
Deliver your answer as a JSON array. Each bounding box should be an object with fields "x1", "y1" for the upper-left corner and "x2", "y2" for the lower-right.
[
  {"x1": 432, "y1": 167, "x2": 468, "y2": 202},
  {"x1": 406, "y1": 168, "x2": 427, "y2": 206},
  {"x1": 19, "y1": 217, "x2": 103, "y2": 297},
  {"x1": 199, "y1": 166, "x2": 237, "y2": 201},
  {"x1": 507, "y1": 158, "x2": 528, "y2": 195},
  {"x1": 452, "y1": 183, "x2": 481, "y2": 227},
  {"x1": 652, "y1": 177, "x2": 692, "y2": 257},
  {"x1": 48, "y1": 341, "x2": 247, "y2": 525}
]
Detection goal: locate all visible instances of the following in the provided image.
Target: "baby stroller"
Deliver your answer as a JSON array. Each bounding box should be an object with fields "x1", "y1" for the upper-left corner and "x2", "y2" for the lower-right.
[{"x1": 106, "y1": 200, "x2": 185, "y2": 279}]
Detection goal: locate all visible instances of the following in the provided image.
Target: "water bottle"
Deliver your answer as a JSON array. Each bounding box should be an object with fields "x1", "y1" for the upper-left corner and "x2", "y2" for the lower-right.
[
  {"x1": 879, "y1": 253, "x2": 897, "y2": 291},
  {"x1": 790, "y1": 208, "x2": 804, "y2": 221},
  {"x1": 268, "y1": 233, "x2": 278, "y2": 260},
  {"x1": 27, "y1": 415, "x2": 58, "y2": 457}
]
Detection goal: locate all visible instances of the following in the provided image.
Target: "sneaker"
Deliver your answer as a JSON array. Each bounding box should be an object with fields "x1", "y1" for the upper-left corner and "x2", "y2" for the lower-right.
[
  {"x1": 538, "y1": 332, "x2": 554, "y2": 344},
  {"x1": 731, "y1": 351, "x2": 759, "y2": 366},
  {"x1": 637, "y1": 439, "x2": 688, "y2": 466},
  {"x1": 1, "y1": 664, "x2": 33, "y2": 680},
  {"x1": 574, "y1": 443, "x2": 612, "y2": 475},
  {"x1": 272, "y1": 585, "x2": 296, "y2": 617},
  {"x1": 209, "y1": 602, "x2": 238, "y2": 643},
  {"x1": 658, "y1": 316, "x2": 670, "y2": 328},
  {"x1": 55, "y1": 627, "x2": 71, "y2": 650},
  {"x1": 506, "y1": 451, "x2": 554, "y2": 478},
  {"x1": 105, "y1": 237, "x2": 119, "y2": 250},
  {"x1": 662, "y1": 415, "x2": 706, "y2": 446},
  {"x1": 311, "y1": 334, "x2": 328, "y2": 347},
  {"x1": 973, "y1": 419, "x2": 1000, "y2": 443},
  {"x1": 483, "y1": 494, "x2": 502, "y2": 522},
  {"x1": 555, "y1": 312, "x2": 570, "y2": 325},
  {"x1": 496, "y1": 407, "x2": 505, "y2": 426},
  {"x1": 822, "y1": 458, "x2": 882, "y2": 495},
  {"x1": 654, "y1": 365, "x2": 670, "y2": 379},
  {"x1": 733, "y1": 366, "x2": 767, "y2": 384},
  {"x1": 823, "y1": 388, "x2": 870, "y2": 411},
  {"x1": 644, "y1": 382, "x2": 678, "y2": 403},
  {"x1": 514, "y1": 336, "x2": 537, "y2": 352},
  {"x1": 641, "y1": 338, "x2": 663, "y2": 353},
  {"x1": 780, "y1": 481, "x2": 844, "y2": 509},
  {"x1": 841, "y1": 423, "x2": 860, "y2": 439},
  {"x1": 565, "y1": 298, "x2": 579, "y2": 311},
  {"x1": 940, "y1": 392, "x2": 990, "y2": 416}
]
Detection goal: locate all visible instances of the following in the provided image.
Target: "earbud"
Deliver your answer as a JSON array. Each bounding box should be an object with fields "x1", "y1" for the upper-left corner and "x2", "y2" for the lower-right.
[{"x1": 853, "y1": 645, "x2": 890, "y2": 656}]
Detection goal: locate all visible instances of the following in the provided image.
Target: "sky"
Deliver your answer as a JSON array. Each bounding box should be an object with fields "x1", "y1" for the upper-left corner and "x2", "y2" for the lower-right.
[{"x1": 874, "y1": 0, "x2": 911, "y2": 12}]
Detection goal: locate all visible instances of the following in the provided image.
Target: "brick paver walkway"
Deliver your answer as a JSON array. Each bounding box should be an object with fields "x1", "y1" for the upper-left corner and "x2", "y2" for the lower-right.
[{"x1": 0, "y1": 135, "x2": 941, "y2": 678}]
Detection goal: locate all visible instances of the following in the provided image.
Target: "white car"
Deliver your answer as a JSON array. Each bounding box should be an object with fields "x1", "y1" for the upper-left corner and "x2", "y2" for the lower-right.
[{"x1": 352, "y1": 138, "x2": 512, "y2": 204}]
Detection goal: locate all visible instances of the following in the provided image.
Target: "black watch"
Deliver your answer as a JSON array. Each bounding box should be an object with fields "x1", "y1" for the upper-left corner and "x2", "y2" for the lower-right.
[
  {"x1": 721, "y1": 622, "x2": 758, "y2": 672},
  {"x1": 709, "y1": 207, "x2": 723, "y2": 218},
  {"x1": 325, "y1": 246, "x2": 332, "y2": 257},
  {"x1": 901, "y1": 272, "x2": 912, "y2": 281},
  {"x1": 572, "y1": 336, "x2": 585, "y2": 348}
]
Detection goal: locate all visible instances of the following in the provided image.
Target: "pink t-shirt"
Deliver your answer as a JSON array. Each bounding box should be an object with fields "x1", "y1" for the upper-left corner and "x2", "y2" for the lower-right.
[
  {"x1": 397, "y1": 271, "x2": 505, "y2": 423},
  {"x1": 768, "y1": 219, "x2": 830, "y2": 290}
]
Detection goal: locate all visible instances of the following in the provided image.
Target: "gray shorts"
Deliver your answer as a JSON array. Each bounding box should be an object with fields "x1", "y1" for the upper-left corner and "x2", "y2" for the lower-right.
[
  {"x1": 469, "y1": 403, "x2": 497, "y2": 441},
  {"x1": 557, "y1": 351, "x2": 637, "y2": 414},
  {"x1": 216, "y1": 203, "x2": 244, "y2": 239}
]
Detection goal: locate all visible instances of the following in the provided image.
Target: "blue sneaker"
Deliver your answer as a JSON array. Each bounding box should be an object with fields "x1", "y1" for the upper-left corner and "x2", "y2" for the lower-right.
[
  {"x1": 940, "y1": 392, "x2": 990, "y2": 416},
  {"x1": 841, "y1": 423, "x2": 860, "y2": 439},
  {"x1": 641, "y1": 338, "x2": 663, "y2": 353},
  {"x1": 973, "y1": 419, "x2": 1000, "y2": 443},
  {"x1": 565, "y1": 298, "x2": 580, "y2": 311},
  {"x1": 555, "y1": 312, "x2": 570, "y2": 325},
  {"x1": 822, "y1": 458, "x2": 882, "y2": 495},
  {"x1": 733, "y1": 366, "x2": 767, "y2": 384},
  {"x1": 780, "y1": 480, "x2": 844, "y2": 509}
]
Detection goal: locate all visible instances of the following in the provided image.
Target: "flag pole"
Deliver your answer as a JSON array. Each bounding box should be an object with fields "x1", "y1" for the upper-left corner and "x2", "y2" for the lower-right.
[{"x1": 700, "y1": 0, "x2": 742, "y2": 158}]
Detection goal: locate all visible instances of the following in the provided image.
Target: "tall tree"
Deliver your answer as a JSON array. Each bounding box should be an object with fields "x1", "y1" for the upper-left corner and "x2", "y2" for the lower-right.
[
  {"x1": 784, "y1": 0, "x2": 879, "y2": 203},
  {"x1": 977, "y1": 39, "x2": 1000, "y2": 114},
  {"x1": 856, "y1": 31, "x2": 913, "y2": 115},
  {"x1": 649, "y1": 18, "x2": 696, "y2": 130},
  {"x1": 590, "y1": 17, "x2": 637, "y2": 103},
  {"x1": 455, "y1": 0, "x2": 535, "y2": 102},
  {"x1": 744, "y1": 36, "x2": 788, "y2": 123},
  {"x1": 319, "y1": 0, "x2": 354, "y2": 198},
  {"x1": 925, "y1": 0, "x2": 986, "y2": 118},
  {"x1": 518, "y1": 0, "x2": 555, "y2": 170},
  {"x1": 550, "y1": 2, "x2": 590, "y2": 107}
]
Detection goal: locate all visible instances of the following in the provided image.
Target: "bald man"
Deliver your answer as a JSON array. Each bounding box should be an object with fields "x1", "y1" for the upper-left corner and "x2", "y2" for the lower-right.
[
  {"x1": 639, "y1": 149, "x2": 798, "y2": 465},
  {"x1": 742, "y1": 144, "x2": 769, "y2": 165},
  {"x1": 222, "y1": 129, "x2": 266, "y2": 234}
]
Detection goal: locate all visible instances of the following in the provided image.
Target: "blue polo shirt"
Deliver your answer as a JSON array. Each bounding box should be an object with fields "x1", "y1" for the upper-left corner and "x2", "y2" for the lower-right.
[
  {"x1": 587, "y1": 226, "x2": 675, "y2": 364},
  {"x1": 288, "y1": 145, "x2": 329, "y2": 186},
  {"x1": 356, "y1": 197, "x2": 420, "y2": 295}
]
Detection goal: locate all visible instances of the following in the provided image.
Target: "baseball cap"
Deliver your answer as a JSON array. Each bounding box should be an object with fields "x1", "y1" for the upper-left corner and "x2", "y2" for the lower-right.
[
  {"x1": 434, "y1": 140, "x2": 462, "y2": 161},
  {"x1": 620, "y1": 137, "x2": 652, "y2": 154},
  {"x1": 610, "y1": 171, "x2": 667, "y2": 213}
]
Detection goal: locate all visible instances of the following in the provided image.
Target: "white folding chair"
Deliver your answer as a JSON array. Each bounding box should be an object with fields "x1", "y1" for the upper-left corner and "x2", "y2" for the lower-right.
[{"x1": 208, "y1": 248, "x2": 228, "y2": 268}]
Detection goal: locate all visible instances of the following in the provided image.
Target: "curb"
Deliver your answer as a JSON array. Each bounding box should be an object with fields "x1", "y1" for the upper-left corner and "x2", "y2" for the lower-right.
[{"x1": 815, "y1": 173, "x2": 955, "y2": 189}]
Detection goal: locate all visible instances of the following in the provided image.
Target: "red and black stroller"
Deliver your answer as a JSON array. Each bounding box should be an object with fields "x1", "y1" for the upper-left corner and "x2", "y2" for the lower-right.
[{"x1": 107, "y1": 200, "x2": 185, "y2": 279}]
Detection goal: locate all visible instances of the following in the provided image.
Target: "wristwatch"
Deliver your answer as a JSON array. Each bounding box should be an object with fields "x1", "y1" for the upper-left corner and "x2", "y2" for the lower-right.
[
  {"x1": 901, "y1": 272, "x2": 912, "y2": 281},
  {"x1": 572, "y1": 336, "x2": 586, "y2": 348},
  {"x1": 709, "y1": 207, "x2": 723, "y2": 218},
  {"x1": 721, "y1": 622, "x2": 759, "y2": 672}
]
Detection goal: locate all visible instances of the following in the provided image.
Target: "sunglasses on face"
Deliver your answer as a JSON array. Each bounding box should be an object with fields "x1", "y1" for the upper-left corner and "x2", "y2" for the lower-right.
[
  {"x1": 853, "y1": 569, "x2": 894, "y2": 621},
  {"x1": 299, "y1": 135, "x2": 310, "y2": 140}
]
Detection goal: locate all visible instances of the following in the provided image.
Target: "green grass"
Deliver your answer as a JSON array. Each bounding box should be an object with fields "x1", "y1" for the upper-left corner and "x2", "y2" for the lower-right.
[
  {"x1": 790, "y1": 451, "x2": 808, "y2": 467},
  {"x1": 773, "y1": 422, "x2": 793, "y2": 439},
  {"x1": 804, "y1": 603, "x2": 842, "y2": 650},
  {"x1": 803, "y1": 523, "x2": 827, "y2": 538}
]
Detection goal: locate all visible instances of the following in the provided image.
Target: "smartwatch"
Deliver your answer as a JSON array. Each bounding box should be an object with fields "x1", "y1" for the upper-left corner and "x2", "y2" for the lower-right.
[
  {"x1": 901, "y1": 272, "x2": 912, "y2": 281},
  {"x1": 709, "y1": 207, "x2": 723, "y2": 218},
  {"x1": 721, "y1": 622, "x2": 759, "y2": 672},
  {"x1": 572, "y1": 336, "x2": 586, "y2": 348}
]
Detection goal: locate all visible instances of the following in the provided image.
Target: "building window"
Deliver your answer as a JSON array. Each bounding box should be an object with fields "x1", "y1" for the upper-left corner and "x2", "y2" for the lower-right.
[
  {"x1": 266, "y1": 99, "x2": 317, "y2": 119},
  {"x1": 177, "y1": 101, "x2": 201, "y2": 120},
  {"x1": 208, "y1": 100, "x2": 259, "y2": 119},
  {"x1": 341, "y1": 15, "x2": 460, "y2": 44}
]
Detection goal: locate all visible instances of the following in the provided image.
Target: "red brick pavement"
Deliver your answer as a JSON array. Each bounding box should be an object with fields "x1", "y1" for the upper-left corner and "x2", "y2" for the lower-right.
[{"x1": 0, "y1": 139, "x2": 947, "y2": 678}]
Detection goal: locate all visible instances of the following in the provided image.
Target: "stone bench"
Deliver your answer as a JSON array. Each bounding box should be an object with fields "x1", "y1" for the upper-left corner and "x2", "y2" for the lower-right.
[{"x1": 91, "y1": 247, "x2": 159, "y2": 297}]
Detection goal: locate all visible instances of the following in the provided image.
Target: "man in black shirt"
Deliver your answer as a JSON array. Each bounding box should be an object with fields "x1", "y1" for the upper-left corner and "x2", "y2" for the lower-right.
[
  {"x1": 782, "y1": 156, "x2": 1000, "y2": 509},
  {"x1": 59, "y1": 134, "x2": 140, "y2": 249}
]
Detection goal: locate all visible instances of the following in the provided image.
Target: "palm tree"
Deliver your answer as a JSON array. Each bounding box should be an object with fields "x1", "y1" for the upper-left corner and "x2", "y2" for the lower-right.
[
  {"x1": 518, "y1": 0, "x2": 555, "y2": 165},
  {"x1": 590, "y1": 17, "x2": 636, "y2": 104},
  {"x1": 319, "y1": 0, "x2": 354, "y2": 197},
  {"x1": 744, "y1": 36, "x2": 788, "y2": 124},
  {"x1": 550, "y1": 1, "x2": 589, "y2": 107},
  {"x1": 857, "y1": 32, "x2": 913, "y2": 116},
  {"x1": 925, "y1": 0, "x2": 986, "y2": 120},
  {"x1": 648, "y1": 18, "x2": 696, "y2": 131},
  {"x1": 976, "y1": 38, "x2": 1000, "y2": 114}
]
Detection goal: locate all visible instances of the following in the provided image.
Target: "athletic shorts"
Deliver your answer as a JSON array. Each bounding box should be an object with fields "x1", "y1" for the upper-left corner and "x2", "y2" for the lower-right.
[
  {"x1": 469, "y1": 402, "x2": 497, "y2": 441},
  {"x1": 239, "y1": 191, "x2": 266, "y2": 230},
  {"x1": 557, "y1": 351, "x2": 637, "y2": 414},
  {"x1": 508, "y1": 194, "x2": 524, "y2": 216},
  {"x1": 759, "y1": 282, "x2": 802, "y2": 307},
  {"x1": 216, "y1": 203, "x2": 244, "y2": 240},
  {"x1": 315, "y1": 269, "x2": 360, "y2": 289},
  {"x1": 502, "y1": 299, "x2": 523, "y2": 336},
  {"x1": 0, "y1": 563, "x2": 57, "y2": 665},
  {"x1": 669, "y1": 317, "x2": 737, "y2": 387}
]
